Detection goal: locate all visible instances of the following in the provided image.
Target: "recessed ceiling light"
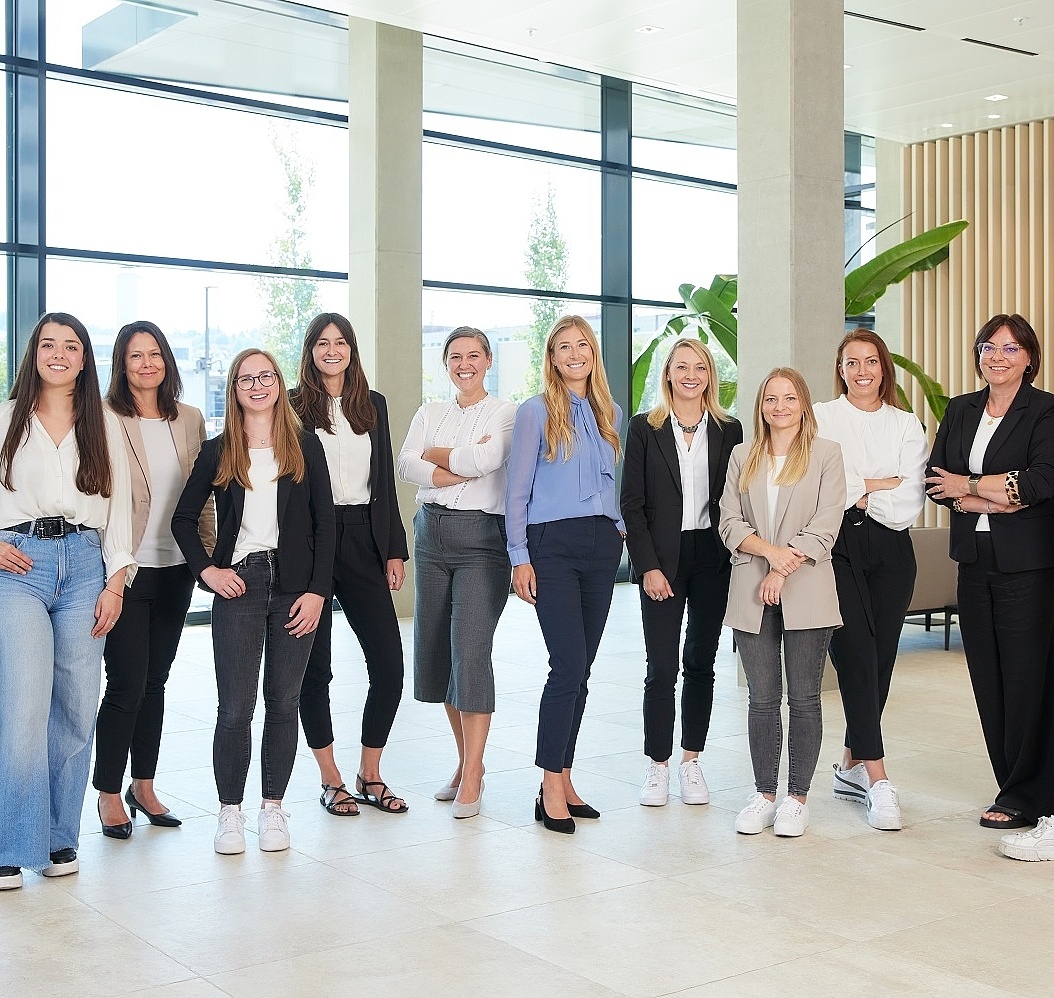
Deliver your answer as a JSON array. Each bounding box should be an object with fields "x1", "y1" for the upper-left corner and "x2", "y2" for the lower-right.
[
  {"x1": 988, "y1": 113, "x2": 1002, "y2": 119},
  {"x1": 985, "y1": 93, "x2": 1009, "y2": 102},
  {"x1": 636, "y1": 24, "x2": 664, "y2": 34},
  {"x1": 941, "y1": 122, "x2": 955, "y2": 128}
]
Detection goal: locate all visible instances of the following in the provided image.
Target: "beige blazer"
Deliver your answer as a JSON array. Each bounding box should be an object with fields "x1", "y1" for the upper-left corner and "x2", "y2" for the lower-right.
[
  {"x1": 719, "y1": 436, "x2": 845, "y2": 634},
  {"x1": 107, "y1": 401, "x2": 216, "y2": 556}
]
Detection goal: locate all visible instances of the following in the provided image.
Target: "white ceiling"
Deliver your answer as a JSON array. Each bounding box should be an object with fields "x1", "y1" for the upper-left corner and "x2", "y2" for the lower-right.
[{"x1": 328, "y1": 0, "x2": 1054, "y2": 143}]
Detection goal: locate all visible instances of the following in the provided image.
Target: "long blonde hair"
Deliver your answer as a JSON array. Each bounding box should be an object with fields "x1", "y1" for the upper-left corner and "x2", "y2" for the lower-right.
[
  {"x1": 647, "y1": 337, "x2": 730, "y2": 429},
  {"x1": 541, "y1": 315, "x2": 621, "y2": 463},
  {"x1": 215, "y1": 349, "x2": 306, "y2": 489},
  {"x1": 739, "y1": 367, "x2": 817, "y2": 492}
]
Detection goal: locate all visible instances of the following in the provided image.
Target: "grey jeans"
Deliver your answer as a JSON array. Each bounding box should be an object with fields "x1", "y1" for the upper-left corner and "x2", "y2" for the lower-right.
[{"x1": 734, "y1": 605, "x2": 834, "y2": 798}]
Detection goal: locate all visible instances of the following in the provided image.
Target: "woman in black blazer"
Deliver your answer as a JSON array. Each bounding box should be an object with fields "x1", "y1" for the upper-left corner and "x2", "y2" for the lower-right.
[
  {"x1": 621, "y1": 338, "x2": 742, "y2": 807},
  {"x1": 172, "y1": 349, "x2": 335, "y2": 855},
  {"x1": 290, "y1": 313, "x2": 410, "y2": 817},
  {"x1": 926, "y1": 314, "x2": 1054, "y2": 846}
]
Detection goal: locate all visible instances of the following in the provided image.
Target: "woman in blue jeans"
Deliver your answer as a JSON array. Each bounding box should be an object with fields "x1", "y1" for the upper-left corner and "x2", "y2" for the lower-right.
[
  {"x1": 172, "y1": 349, "x2": 334, "y2": 856},
  {"x1": 0, "y1": 312, "x2": 135, "y2": 890},
  {"x1": 506, "y1": 315, "x2": 624, "y2": 835},
  {"x1": 719, "y1": 368, "x2": 844, "y2": 839}
]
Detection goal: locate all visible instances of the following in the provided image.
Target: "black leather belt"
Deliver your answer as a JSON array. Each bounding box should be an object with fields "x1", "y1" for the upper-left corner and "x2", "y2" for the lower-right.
[{"x1": 4, "y1": 517, "x2": 89, "y2": 538}]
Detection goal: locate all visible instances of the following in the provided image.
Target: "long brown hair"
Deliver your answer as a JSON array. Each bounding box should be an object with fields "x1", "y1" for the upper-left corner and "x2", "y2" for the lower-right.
[
  {"x1": 214, "y1": 349, "x2": 305, "y2": 489},
  {"x1": 647, "y1": 337, "x2": 730, "y2": 429},
  {"x1": 541, "y1": 315, "x2": 621, "y2": 463},
  {"x1": 2, "y1": 312, "x2": 112, "y2": 496},
  {"x1": 739, "y1": 368, "x2": 818, "y2": 492},
  {"x1": 834, "y1": 329, "x2": 902, "y2": 408},
  {"x1": 106, "y1": 319, "x2": 183, "y2": 420},
  {"x1": 291, "y1": 312, "x2": 376, "y2": 434}
]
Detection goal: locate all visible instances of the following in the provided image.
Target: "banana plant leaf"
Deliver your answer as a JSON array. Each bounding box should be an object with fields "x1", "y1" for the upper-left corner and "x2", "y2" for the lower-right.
[
  {"x1": 891, "y1": 352, "x2": 950, "y2": 423},
  {"x1": 678, "y1": 283, "x2": 738, "y2": 363},
  {"x1": 845, "y1": 220, "x2": 968, "y2": 316}
]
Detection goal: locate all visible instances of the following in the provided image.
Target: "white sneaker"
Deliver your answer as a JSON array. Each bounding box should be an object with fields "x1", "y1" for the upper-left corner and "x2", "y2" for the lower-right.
[
  {"x1": 999, "y1": 815, "x2": 1054, "y2": 862},
  {"x1": 639, "y1": 762, "x2": 670, "y2": 806},
  {"x1": 832, "y1": 762, "x2": 869, "y2": 803},
  {"x1": 678, "y1": 759, "x2": 710, "y2": 805},
  {"x1": 258, "y1": 803, "x2": 291, "y2": 852},
  {"x1": 866, "y1": 780, "x2": 903, "y2": 830},
  {"x1": 735, "y1": 792, "x2": 777, "y2": 834},
  {"x1": 773, "y1": 797, "x2": 810, "y2": 837},
  {"x1": 214, "y1": 805, "x2": 247, "y2": 855}
]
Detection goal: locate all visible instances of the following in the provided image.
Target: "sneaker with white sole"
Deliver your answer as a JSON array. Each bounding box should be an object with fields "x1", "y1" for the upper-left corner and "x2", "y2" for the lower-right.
[
  {"x1": 832, "y1": 762, "x2": 869, "y2": 803},
  {"x1": 866, "y1": 779, "x2": 902, "y2": 830},
  {"x1": 735, "y1": 792, "x2": 777, "y2": 834},
  {"x1": 999, "y1": 815, "x2": 1054, "y2": 862},
  {"x1": 41, "y1": 848, "x2": 78, "y2": 877},
  {"x1": 258, "y1": 803, "x2": 291, "y2": 852},
  {"x1": 0, "y1": 866, "x2": 22, "y2": 890},
  {"x1": 678, "y1": 759, "x2": 710, "y2": 805},
  {"x1": 639, "y1": 762, "x2": 670, "y2": 806},
  {"x1": 773, "y1": 797, "x2": 810, "y2": 837},
  {"x1": 214, "y1": 805, "x2": 247, "y2": 855}
]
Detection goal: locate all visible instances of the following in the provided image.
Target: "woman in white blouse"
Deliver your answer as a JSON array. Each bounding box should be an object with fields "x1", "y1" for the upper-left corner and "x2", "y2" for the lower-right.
[
  {"x1": 0, "y1": 312, "x2": 135, "y2": 891},
  {"x1": 814, "y1": 330, "x2": 927, "y2": 832},
  {"x1": 398, "y1": 327, "x2": 516, "y2": 818},
  {"x1": 95, "y1": 320, "x2": 215, "y2": 839}
]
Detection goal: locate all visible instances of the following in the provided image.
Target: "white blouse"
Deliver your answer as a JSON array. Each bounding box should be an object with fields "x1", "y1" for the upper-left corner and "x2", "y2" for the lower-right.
[
  {"x1": 315, "y1": 397, "x2": 372, "y2": 506},
  {"x1": 672, "y1": 413, "x2": 711, "y2": 531},
  {"x1": 398, "y1": 395, "x2": 517, "y2": 514},
  {"x1": 968, "y1": 415, "x2": 1003, "y2": 533},
  {"x1": 135, "y1": 417, "x2": 186, "y2": 568},
  {"x1": 0, "y1": 400, "x2": 136, "y2": 584},
  {"x1": 814, "y1": 395, "x2": 928, "y2": 531}
]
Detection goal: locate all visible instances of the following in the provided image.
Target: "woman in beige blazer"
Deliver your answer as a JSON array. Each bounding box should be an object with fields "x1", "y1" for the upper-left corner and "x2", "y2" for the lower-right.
[
  {"x1": 94, "y1": 321, "x2": 215, "y2": 838},
  {"x1": 719, "y1": 368, "x2": 845, "y2": 839}
]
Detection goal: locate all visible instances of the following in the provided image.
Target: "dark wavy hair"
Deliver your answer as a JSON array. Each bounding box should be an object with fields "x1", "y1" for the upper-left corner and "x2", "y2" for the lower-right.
[
  {"x1": 291, "y1": 312, "x2": 376, "y2": 435},
  {"x1": 106, "y1": 319, "x2": 183, "y2": 420},
  {"x1": 973, "y1": 313, "x2": 1041, "y2": 384},
  {"x1": 2, "y1": 312, "x2": 112, "y2": 496}
]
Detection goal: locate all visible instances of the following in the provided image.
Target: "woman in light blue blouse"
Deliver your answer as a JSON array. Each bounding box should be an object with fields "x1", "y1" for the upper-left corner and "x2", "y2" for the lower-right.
[{"x1": 506, "y1": 315, "x2": 624, "y2": 834}]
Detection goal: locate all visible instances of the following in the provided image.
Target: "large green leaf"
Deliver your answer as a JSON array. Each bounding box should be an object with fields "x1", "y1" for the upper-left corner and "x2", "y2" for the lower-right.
[
  {"x1": 631, "y1": 321, "x2": 678, "y2": 414},
  {"x1": 845, "y1": 220, "x2": 969, "y2": 316},
  {"x1": 891, "y1": 352, "x2": 950, "y2": 423},
  {"x1": 678, "y1": 285, "x2": 738, "y2": 362}
]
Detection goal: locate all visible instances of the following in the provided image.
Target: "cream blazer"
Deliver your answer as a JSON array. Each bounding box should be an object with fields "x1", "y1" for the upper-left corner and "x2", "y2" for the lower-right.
[
  {"x1": 719, "y1": 436, "x2": 845, "y2": 634},
  {"x1": 107, "y1": 401, "x2": 216, "y2": 556}
]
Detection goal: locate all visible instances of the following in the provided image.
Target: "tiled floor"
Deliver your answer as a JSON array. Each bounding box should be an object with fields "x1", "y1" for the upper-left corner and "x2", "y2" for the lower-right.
[{"x1": 3, "y1": 585, "x2": 1051, "y2": 996}]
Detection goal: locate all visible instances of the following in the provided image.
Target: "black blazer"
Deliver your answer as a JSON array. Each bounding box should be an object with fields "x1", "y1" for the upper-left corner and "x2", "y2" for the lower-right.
[
  {"x1": 928, "y1": 382, "x2": 1054, "y2": 572},
  {"x1": 621, "y1": 412, "x2": 743, "y2": 583},
  {"x1": 293, "y1": 389, "x2": 409, "y2": 565},
  {"x1": 172, "y1": 431, "x2": 336, "y2": 596}
]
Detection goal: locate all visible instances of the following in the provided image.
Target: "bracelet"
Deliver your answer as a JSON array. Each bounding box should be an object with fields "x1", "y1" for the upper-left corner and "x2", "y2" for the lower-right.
[
  {"x1": 952, "y1": 498, "x2": 965, "y2": 514},
  {"x1": 1005, "y1": 470, "x2": 1022, "y2": 506},
  {"x1": 986, "y1": 499, "x2": 993, "y2": 513},
  {"x1": 104, "y1": 588, "x2": 124, "y2": 598}
]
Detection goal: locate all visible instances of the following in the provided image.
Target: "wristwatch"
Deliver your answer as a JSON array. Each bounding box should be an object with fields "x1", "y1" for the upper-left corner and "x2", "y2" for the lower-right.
[{"x1": 968, "y1": 474, "x2": 981, "y2": 496}]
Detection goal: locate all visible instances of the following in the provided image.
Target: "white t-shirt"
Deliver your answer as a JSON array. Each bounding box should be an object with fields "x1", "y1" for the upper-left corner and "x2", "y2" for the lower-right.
[
  {"x1": 968, "y1": 415, "x2": 1003, "y2": 533},
  {"x1": 232, "y1": 448, "x2": 280, "y2": 564},
  {"x1": 767, "y1": 455, "x2": 787, "y2": 541},
  {"x1": 135, "y1": 418, "x2": 186, "y2": 568}
]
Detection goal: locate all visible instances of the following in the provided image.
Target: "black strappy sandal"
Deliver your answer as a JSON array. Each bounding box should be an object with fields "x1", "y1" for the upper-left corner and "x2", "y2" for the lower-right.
[
  {"x1": 353, "y1": 775, "x2": 408, "y2": 813},
  {"x1": 320, "y1": 783, "x2": 359, "y2": 816}
]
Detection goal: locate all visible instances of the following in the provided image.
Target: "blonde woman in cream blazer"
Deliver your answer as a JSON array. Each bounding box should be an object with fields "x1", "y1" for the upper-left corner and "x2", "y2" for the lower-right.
[
  {"x1": 719, "y1": 368, "x2": 844, "y2": 839},
  {"x1": 94, "y1": 321, "x2": 215, "y2": 838}
]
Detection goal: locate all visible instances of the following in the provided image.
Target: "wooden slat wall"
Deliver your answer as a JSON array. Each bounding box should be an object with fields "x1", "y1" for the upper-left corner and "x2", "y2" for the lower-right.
[{"x1": 903, "y1": 119, "x2": 1054, "y2": 525}]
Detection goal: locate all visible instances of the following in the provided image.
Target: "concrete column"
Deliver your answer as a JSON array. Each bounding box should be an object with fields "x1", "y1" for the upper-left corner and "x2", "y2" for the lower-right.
[
  {"x1": 874, "y1": 137, "x2": 906, "y2": 351},
  {"x1": 737, "y1": 0, "x2": 845, "y2": 410},
  {"x1": 348, "y1": 19, "x2": 422, "y2": 616}
]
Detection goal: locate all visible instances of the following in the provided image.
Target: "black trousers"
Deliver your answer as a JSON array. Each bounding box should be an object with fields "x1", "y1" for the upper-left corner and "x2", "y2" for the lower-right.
[
  {"x1": 299, "y1": 505, "x2": 404, "y2": 751},
  {"x1": 640, "y1": 529, "x2": 730, "y2": 762},
  {"x1": 93, "y1": 564, "x2": 194, "y2": 793},
  {"x1": 958, "y1": 534, "x2": 1054, "y2": 820},
  {"x1": 827, "y1": 516, "x2": 915, "y2": 761}
]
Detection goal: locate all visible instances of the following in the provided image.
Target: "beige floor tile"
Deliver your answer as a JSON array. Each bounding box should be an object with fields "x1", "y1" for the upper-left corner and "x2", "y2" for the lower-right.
[{"x1": 138, "y1": 981, "x2": 231, "y2": 997}]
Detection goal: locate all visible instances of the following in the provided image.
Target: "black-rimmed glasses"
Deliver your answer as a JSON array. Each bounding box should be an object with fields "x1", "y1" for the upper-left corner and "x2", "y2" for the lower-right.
[{"x1": 236, "y1": 371, "x2": 278, "y2": 391}]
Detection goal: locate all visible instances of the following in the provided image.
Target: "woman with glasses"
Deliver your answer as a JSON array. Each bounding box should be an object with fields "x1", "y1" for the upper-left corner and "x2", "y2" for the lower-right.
[
  {"x1": 290, "y1": 313, "x2": 410, "y2": 818},
  {"x1": 172, "y1": 350, "x2": 334, "y2": 855},
  {"x1": 926, "y1": 314, "x2": 1054, "y2": 847}
]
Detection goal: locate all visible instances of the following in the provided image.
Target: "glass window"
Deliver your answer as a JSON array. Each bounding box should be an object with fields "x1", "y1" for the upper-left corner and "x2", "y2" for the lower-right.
[
  {"x1": 423, "y1": 143, "x2": 600, "y2": 295},
  {"x1": 632, "y1": 178, "x2": 737, "y2": 302},
  {"x1": 46, "y1": 80, "x2": 348, "y2": 271},
  {"x1": 632, "y1": 87, "x2": 736, "y2": 184},
  {"x1": 423, "y1": 287, "x2": 600, "y2": 403},
  {"x1": 0, "y1": 260, "x2": 8, "y2": 398},
  {"x1": 424, "y1": 42, "x2": 601, "y2": 159},
  {"x1": 47, "y1": 257, "x2": 349, "y2": 429}
]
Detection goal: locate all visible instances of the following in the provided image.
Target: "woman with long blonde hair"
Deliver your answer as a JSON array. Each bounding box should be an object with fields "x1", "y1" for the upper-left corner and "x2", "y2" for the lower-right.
[
  {"x1": 172, "y1": 349, "x2": 335, "y2": 856},
  {"x1": 718, "y1": 368, "x2": 844, "y2": 838},
  {"x1": 621, "y1": 338, "x2": 742, "y2": 807},
  {"x1": 506, "y1": 315, "x2": 624, "y2": 834}
]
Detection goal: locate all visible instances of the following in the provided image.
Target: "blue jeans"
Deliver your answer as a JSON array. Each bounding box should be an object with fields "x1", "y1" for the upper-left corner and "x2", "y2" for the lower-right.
[
  {"x1": 0, "y1": 528, "x2": 105, "y2": 870},
  {"x1": 211, "y1": 551, "x2": 315, "y2": 804}
]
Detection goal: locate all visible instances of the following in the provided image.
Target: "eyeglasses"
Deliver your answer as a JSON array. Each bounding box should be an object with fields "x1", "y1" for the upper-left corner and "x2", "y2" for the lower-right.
[
  {"x1": 977, "y1": 342, "x2": 1023, "y2": 358},
  {"x1": 235, "y1": 371, "x2": 278, "y2": 391}
]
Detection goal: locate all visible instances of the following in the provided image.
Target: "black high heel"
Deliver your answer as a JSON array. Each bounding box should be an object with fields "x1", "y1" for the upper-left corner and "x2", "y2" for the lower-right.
[
  {"x1": 538, "y1": 782, "x2": 599, "y2": 820},
  {"x1": 125, "y1": 786, "x2": 182, "y2": 827},
  {"x1": 535, "y1": 787, "x2": 575, "y2": 835},
  {"x1": 98, "y1": 799, "x2": 132, "y2": 840}
]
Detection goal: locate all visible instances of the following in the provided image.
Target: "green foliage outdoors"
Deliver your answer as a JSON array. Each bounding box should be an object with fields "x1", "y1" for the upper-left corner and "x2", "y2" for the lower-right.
[
  {"x1": 257, "y1": 128, "x2": 321, "y2": 381},
  {"x1": 520, "y1": 183, "x2": 567, "y2": 399}
]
